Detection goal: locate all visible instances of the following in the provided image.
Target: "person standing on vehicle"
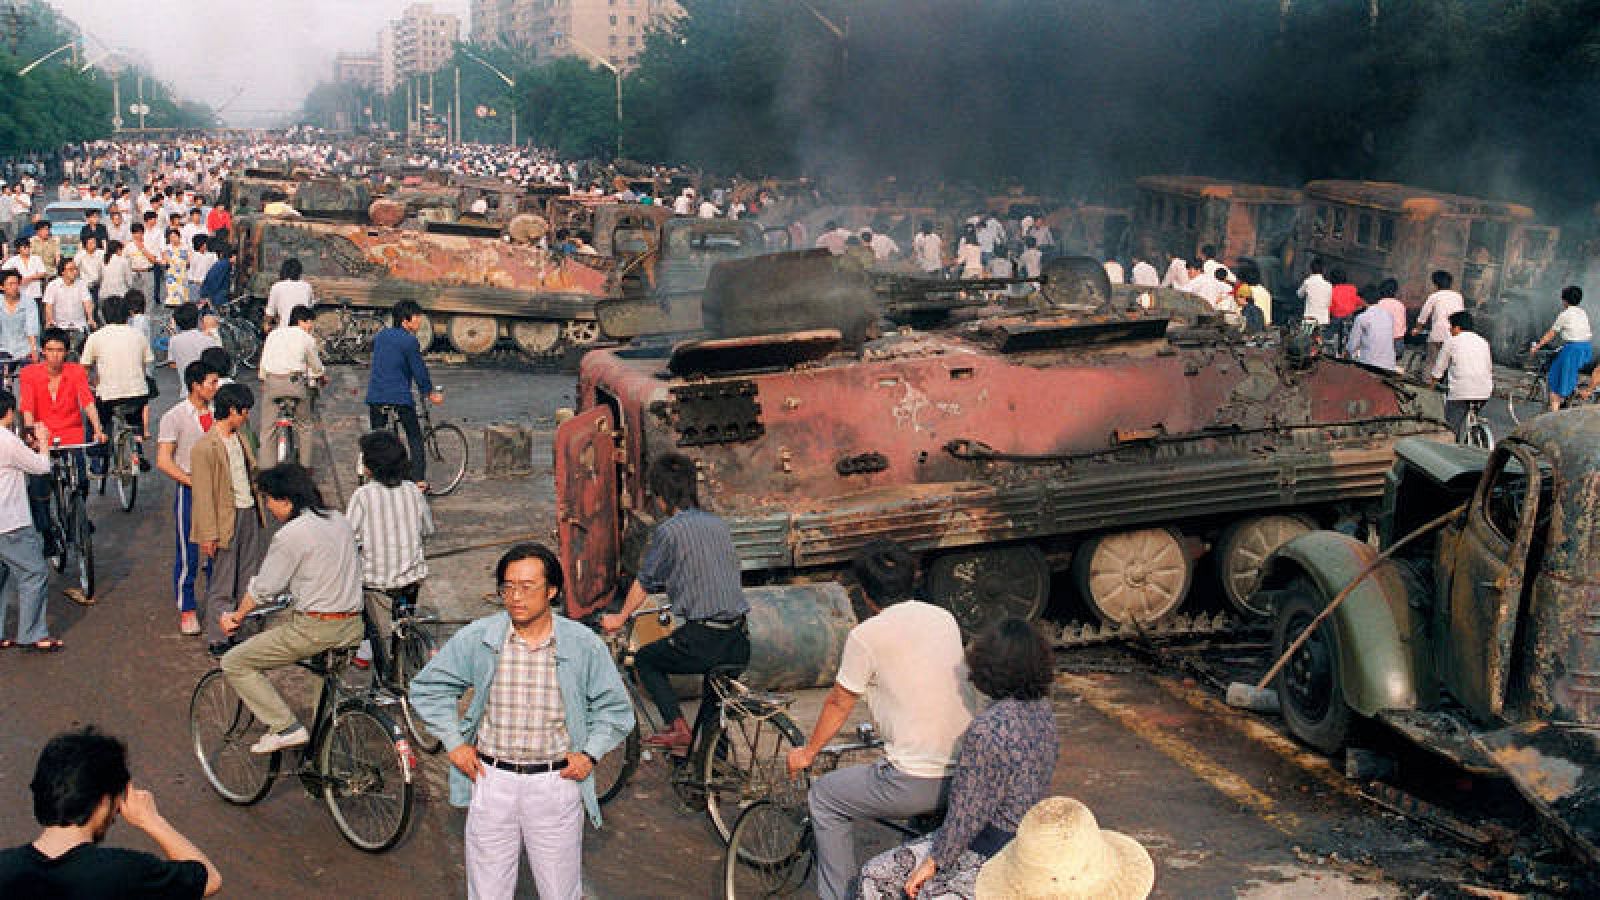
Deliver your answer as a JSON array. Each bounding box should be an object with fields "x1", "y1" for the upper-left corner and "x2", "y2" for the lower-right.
[
  {"x1": 786, "y1": 539, "x2": 979, "y2": 900},
  {"x1": 0, "y1": 727, "x2": 222, "y2": 897},
  {"x1": 263, "y1": 258, "x2": 314, "y2": 330},
  {"x1": 1529, "y1": 285, "x2": 1593, "y2": 413},
  {"x1": 599, "y1": 451, "x2": 750, "y2": 754},
  {"x1": 1430, "y1": 311, "x2": 1494, "y2": 439},
  {"x1": 256, "y1": 305, "x2": 324, "y2": 469},
  {"x1": 1412, "y1": 270, "x2": 1464, "y2": 373},
  {"x1": 0, "y1": 390, "x2": 56, "y2": 650},
  {"x1": 156, "y1": 361, "x2": 218, "y2": 637},
  {"x1": 217, "y1": 464, "x2": 365, "y2": 754},
  {"x1": 366, "y1": 300, "x2": 441, "y2": 487},
  {"x1": 409, "y1": 543, "x2": 634, "y2": 900},
  {"x1": 190, "y1": 383, "x2": 269, "y2": 656}
]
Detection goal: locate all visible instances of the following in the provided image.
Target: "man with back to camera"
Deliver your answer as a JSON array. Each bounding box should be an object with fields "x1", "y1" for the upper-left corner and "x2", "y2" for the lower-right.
[
  {"x1": 1430, "y1": 310, "x2": 1494, "y2": 440},
  {"x1": 366, "y1": 300, "x2": 442, "y2": 488},
  {"x1": 0, "y1": 726, "x2": 222, "y2": 898},
  {"x1": 786, "y1": 539, "x2": 980, "y2": 900},
  {"x1": 1413, "y1": 269, "x2": 1465, "y2": 372}
]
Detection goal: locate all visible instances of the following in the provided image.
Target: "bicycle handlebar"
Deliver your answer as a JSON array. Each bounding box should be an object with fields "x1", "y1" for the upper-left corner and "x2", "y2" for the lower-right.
[{"x1": 49, "y1": 441, "x2": 100, "y2": 452}]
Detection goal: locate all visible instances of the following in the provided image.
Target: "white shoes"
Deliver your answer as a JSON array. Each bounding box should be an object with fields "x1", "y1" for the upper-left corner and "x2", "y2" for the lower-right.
[{"x1": 250, "y1": 725, "x2": 309, "y2": 754}]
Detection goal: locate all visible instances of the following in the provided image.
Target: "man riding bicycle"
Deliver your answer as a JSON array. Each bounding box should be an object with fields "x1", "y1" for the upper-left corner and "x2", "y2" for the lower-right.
[
  {"x1": 217, "y1": 463, "x2": 364, "y2": 755},
  {"x1": 366, "y1": 301, "x2": 441, "y2": 489},
  {"x1": 599, "y1": 451, "x2": 750, "y2": 755},
  {"x1": 1429, "y1": 310, "x2": 1494, "y2": 440},
  {"x1": 256, "y1": 305, "x2": 324, "y2": 469},
  {"x1": 17, "y1": 328, "x2": 106, "y2": 572}
]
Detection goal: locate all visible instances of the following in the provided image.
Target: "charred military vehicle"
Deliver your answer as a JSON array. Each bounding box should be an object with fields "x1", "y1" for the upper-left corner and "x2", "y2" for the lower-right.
[
  {"x1": 1256, "y1": 410, "x2": 1600, "y2": 866},
  {"x1": 233, "y1": 209, "x2": 765, "y2": 360},
  {"x1": 554, "y1": 250, "x2": 1451, "y2": 634}
]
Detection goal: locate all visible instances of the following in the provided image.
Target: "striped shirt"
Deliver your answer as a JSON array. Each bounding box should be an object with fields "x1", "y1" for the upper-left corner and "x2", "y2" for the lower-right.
[
  {"x1": 476, "y1": 629, "x2": 569, "y2": 763},
  {"x1": 346, "y1": 481, "x2": 434, "y2": 590},
  {"x1": 636, "y1": 508, "x2": 748, "y2": 622}
]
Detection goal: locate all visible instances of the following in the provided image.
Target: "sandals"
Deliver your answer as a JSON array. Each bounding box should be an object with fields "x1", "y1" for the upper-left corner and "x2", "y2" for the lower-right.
[{"x1": 27, "y1": 638, "x2": 63, "y2": 652}]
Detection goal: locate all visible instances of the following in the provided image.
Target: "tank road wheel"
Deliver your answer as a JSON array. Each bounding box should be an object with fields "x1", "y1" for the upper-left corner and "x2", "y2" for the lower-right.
[
  {"x1": 446, "y1": 315, "x2": 499, "y2": 356},
  {"x1": 925, "y1": 545, "x2": 1050, "y2": 636},
  {"x1": 413, "y1": 313, "x2": 436, "y2": 353},
  {"x1": 1215, "y1": 515, "x2": 1315, "y2": 618},
  {"x1": 1072, "y1": 527, "x2": 1192, "y2": 625},
  {"x1": 562, "y1": 320, "x2": 602, "y2": 347},
  {"x1": 511, "y1": 321, "x2": 562, "y2": 357},
  {"x1": 1271, "y1": 580, "x2": 1353, "y2": 754}
]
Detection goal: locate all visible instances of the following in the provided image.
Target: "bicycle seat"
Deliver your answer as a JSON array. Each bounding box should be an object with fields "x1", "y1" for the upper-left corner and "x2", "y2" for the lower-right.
[{"x1": 304, "y1": 646, "x2": 357, "y2": 676}]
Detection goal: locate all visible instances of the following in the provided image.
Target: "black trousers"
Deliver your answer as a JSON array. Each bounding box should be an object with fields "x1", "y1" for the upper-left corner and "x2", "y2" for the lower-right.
[
  {"x1": 368, "y1": 404, "x2": 426, "y2": 483},
  {"x1": 636, "y1": 620, "x2": 751, "y2": 734}
]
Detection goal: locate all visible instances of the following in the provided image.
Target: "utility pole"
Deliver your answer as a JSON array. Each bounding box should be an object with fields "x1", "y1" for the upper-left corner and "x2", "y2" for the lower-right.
[
  {"x1": 137, "y1": 74, "x2": 145, "y2": 129},
  {"x1": 111, "y1": 74, "x2": 120, "y2": 132},
  {"x1": 454, "y1": 65, "x2": 461, "y2": 144}
]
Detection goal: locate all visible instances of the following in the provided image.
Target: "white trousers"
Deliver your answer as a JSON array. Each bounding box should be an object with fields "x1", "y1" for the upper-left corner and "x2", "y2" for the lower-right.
[{"x1": 465, "y1": 764, "x2": 584, "y2": 900}]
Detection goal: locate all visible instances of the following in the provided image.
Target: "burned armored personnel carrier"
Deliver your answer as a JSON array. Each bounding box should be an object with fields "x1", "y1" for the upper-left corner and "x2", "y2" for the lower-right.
[{"x1": 555, "y1": 251, "x2": 1452, "y2": 633}]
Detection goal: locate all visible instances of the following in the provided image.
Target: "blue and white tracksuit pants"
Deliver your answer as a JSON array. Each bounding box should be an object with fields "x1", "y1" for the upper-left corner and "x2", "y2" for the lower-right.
[{"x1": 173, "y1": 484, "x2": 207, "y2": 613}]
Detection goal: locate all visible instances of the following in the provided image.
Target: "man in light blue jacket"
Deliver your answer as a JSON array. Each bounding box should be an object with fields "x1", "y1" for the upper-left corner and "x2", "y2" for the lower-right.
[{"x1": 410, "y1": 543, "x2": 633, "y2": 900}]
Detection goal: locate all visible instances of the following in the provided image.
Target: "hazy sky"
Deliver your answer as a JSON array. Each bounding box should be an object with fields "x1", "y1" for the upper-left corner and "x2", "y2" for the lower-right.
[{"x1": 47, "y1": 0, "x2": 469, "y2": 126}]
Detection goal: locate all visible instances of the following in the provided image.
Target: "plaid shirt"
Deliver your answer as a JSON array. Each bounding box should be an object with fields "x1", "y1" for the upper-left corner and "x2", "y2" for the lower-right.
[{"x1": 476, "y1": 628, "x2": 570, "y2": 763}]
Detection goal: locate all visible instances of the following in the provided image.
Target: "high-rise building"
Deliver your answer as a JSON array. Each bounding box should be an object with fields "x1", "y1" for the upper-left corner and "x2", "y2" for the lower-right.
[
  {"x1": 469, "y1": 0, "x2": 681, "y2": 70},
  {"x1": 378, "y1": 26, "x2": 397, "y2": 93},
  {"x1": 382, "y1": 3, "x2": 461, "y2": 85},
  {"x1": 333, "y1": 52, "x2": 382, "y2": 91}
]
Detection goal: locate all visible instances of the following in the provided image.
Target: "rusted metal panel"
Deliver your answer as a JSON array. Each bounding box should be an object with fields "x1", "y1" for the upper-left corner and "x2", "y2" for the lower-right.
[
  {"x1": 1481, "y1": 722, "x2": 1600, "y2": 867},
  {"x1": 554, "y1": 407, "x2": 620, "y2": 620}
]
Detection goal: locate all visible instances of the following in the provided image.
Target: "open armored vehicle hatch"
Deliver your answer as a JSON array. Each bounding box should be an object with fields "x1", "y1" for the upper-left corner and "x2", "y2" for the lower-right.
[
  {"x1": 977, "y1": 317, "x2": 1170, "y2": 353},
  {"x1": 668, "y1": 330, "x2": 842, "y2": 376}
]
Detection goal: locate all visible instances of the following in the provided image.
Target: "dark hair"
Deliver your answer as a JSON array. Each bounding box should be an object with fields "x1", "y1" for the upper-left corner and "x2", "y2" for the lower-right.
[
  {"x1": 646, "y1": 451, "x2": 699, "y2": 511},
  {"x1": 200, "y1": 346, "x2": 234, "y2": 377},
  {"x1": 191, "y1": 233, "x2": 207, "y2": 251},
  {"x1": 1432, "y1": 270, "x2": 1453, "y2": 289},
  {"x1": 853, "y1": 538, "x2": 917, "y2": 606},
  {"x1": 0, "y1": 268, "x2": 17, "y2": 286},
  {"x1": 0, "y1": 389, "x2": 16, "y2": 419},
  {"x1": 255, "y1": 463, "x2": 328, "y2": 518},
  {"x1": 1379, "y1": 277, "x2": 1399, "y2": 297},
  {"x1": 1449, "y1": 310, "x2": 1473, "y2": 331},
  {"x1": 130, "y1": 222, "x2": 144, "y2": 235},
  {"x1": 174, "y1": 302, "x2": 200, "y2": 331},
  {"x1": 1201, "y1": 244, "x2": 1217, "y2": 258},
  {"x1": 34, "y1": 220, "x2": 49, "y2": 232},
  {"x1": 1309, "y1": 258, "x2": 1323, "y2": 274},
  {"x1": 392, "y1": 300, "x2": 422, "y2": 326},
  {"x1": 1562, "y1": 285, "x2": 1583, "y2": 306},
  {"x1": 30, "y1": 727, "x2": 130, "y2": 827},
  {"x1": 288, "y1": 305, "x2": 316, "y2": 326},
  {"x1": 967, "y1": 618, "x2": 1053, "y2": 701},
  {"x1": 213, "y1": 382, "x2": 253, "y2": 418},
  {"x1": 124, "y1": 291, "x2": 145, "y2": 315},
  {"x1": 183, "y1": 360, "x2": 214, "y2": 392},
  {"x1": 1328, "y1": 267, "x2": 1348, "y2": 285},
  {"x1": 495, "y1": 542, "x2": 564, "y2": 595},
  {"x1": 1357, "y1": 283, "x2": 1379, "y2": 304},
  {"x1": 39, "y1": 327, "x2": 70, "y2": 351},
  {"x1": 279, "y1": 257, "x2": 302, "y2": 280},
  {"x1": 359, "y1": 430, "x2": 410, "y2": 487},
  {"x1": 101, "y1": 293, "x2": 129, "y2": 324}
]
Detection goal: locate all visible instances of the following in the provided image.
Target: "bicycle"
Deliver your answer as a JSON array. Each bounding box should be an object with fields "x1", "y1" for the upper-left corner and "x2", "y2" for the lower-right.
[
  {"x1": 94, "y1": 399, "x2": 142, "y2": 512},
  {"x1": 216, "y1": 311, "x2": 262, "y2": 372},
  {"x1": 721, "y1": 724, "x2": 935, "y2": 899},
  {"x1": 1457, "y1": 398, "x2": 1494, "y2": 450},
  {"x1": 370, "y1": 395, "x2": 468, "y2": 497},
  {"x1": 263, "y1": 375, "x2": 320, "y2": 470},
  {"x1": 188, "y1": 600, "x2": 417, "y2": 852},
  {"x1": 1506, "y1": 347, "x2": 1556, "y2": 426},
  {"x1": 359, "y1": 586, "x2": 444, "y2": 755},
  {"x1": 590, "y1": 604, "x2": 805, "y2": 845},
  {"x1": 43, "y1": 440, "x2": 95, "y2": 600},
  {"x1": 320, "y1": 300, "x2": 386, "y2": 365},
  {"x1": 0, "y1": 354, "x2": 25, "y2": 395}
]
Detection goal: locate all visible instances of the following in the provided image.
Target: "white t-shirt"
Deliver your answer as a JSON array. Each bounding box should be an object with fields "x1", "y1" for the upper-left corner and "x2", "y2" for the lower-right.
[
  {"x1": 1, "y1": 254, "x2": 47, "y2": 303},
  {"x1": 1131, "y1": 261, "x2": 1159, "y2": 287},
  {"x1": 266, "y1": 279, "x2": 315, "y2": 324},
  {"x1": 834, "y1": 601, "x2": 978, "y2": 778},
  {"x1": 1418, "y1": 289, "x2": 1465, "y2": 343},
  {"x1": 258, "y1": 324, "x2": 323, "y2": 379},
  {"x1": 1431, "y1": 331, "x2": 1494, "y2": 402},
  {"x1": 80, "y1": 323, "x2": 154, "y2": 401},
  {"x1": 1104, "y1": 260, "x2": 1125, "y2": 284},
  {"x1": 912, "y1": 233, "x2": 943, "y2": 272},
  {"x1": 1552, "y1": 306, "x2": 1592, "y2": 343},
  {"x1": 1298, "y1": 274, "x2": 1332, "y2": 325},
  {"x1": 43, "y1": 277, "x2": 92, "y2": 329}
]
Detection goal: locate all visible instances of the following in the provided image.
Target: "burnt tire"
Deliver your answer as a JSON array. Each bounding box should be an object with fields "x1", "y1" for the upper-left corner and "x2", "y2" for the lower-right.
[
  {"x1": 1271, "y1": 579, "x2": 1353, "y2": 755},
  {"x1": 925, "y1": 544, "x2": 1050, "y2": 637}
]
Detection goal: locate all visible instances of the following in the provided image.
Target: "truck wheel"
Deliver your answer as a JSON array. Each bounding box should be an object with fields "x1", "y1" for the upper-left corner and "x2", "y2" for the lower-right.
[
  {"x1": 511, "y1": 322, "x2": 562, "y2": 357},
  {"x1": 924, "y1": 544, "x2": 1050, "y2": 637},
  {"x1": 563, "y1": 320, "x2": 602, "y2": 347},
  {"x1": 1216, "y1": 515, "x2": 1314, "y2": 618},
  {"x1": 413, "y1": 313, "x2": 436, "y2": 352},
  {"x1": 1072, "y1": 527, "x2": 1191, "y2": 626},
  {"x1": 1271, "y1": 580, "x2": 1353, "y2": 755},
  {"x1": 446, "y1": 315, "x2": 499, "y2": 356}
]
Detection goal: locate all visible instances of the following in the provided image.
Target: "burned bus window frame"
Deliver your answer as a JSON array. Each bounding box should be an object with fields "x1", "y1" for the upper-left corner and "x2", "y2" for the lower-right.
[
  {"x1": 1356, "y1": 213, "x2": 1373, "y2": 247},
  {"x1": 1377, "y1": 216, "x2": 1396, "y2": 251},
  {"x1": 1331, "y1": 208, "x2": 1347, "y2": 242}
]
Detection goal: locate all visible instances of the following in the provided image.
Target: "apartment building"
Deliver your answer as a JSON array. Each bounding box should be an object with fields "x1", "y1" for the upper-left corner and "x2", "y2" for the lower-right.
[{"x1": 468, "y1": 0, "x2": 680, "y2": 69}]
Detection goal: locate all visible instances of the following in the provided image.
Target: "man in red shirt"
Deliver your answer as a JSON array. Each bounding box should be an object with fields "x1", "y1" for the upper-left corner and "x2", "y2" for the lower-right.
[{"x1": 18, "y1": 328, "x2": 105, "y2": 586}]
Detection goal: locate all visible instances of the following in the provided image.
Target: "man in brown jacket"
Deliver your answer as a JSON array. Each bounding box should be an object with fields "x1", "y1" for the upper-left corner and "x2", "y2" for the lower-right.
[{"x1": 191, "y1": 383, "x2": 271, "y2": 656}]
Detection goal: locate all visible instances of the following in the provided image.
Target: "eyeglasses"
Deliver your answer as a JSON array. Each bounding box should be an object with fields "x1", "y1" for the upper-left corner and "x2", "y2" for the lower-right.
[{"x1": 498, "y1": 582, "x2": 548, "y2": 598}]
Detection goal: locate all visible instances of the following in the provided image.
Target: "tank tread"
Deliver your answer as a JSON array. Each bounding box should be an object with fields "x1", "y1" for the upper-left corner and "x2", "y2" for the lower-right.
[{"x1": 1046, "y1": 611, "x2": 1243, "y2": 650}]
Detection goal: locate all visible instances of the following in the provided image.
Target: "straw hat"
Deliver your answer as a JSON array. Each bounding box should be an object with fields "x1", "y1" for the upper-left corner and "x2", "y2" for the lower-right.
[{"x1": 975, "y1": 797, "x2": 1153, "y2": 900}]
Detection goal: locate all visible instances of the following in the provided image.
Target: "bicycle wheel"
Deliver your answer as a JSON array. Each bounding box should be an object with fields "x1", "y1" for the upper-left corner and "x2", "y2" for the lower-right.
[
  {"x1": 45, "y1": 489, "x2": 67, "y2": 574},
  {"x1": 700, "y1": 705, "x2": 806, "y2": 844},
  {"x1": 594, "y1": 724, "x2": 641, "y2": 806},
  {"x1": 189, "y1": 669, "x2": 279, "y2": 805},
  {"x1": 1465, "y1": 420, "x2": 1495, "y2": 451},
  {"x1": 722, "y1": 800, "x2": 813, "y2": 900},
  {"x1": 391, "y1": 628, "x2": 442, "y2": 754},
  {"x1": 114, "y1": 432, "x2": 137, "y2": 512},
  {"x1": 72, "y1": 496, "x2": 94, "y2": 598},
  {"x1": 269, "y1": 423, "x2": 297, "y2": 470},
  {"x1": 421, "y1": 424, "x2": 468, "y2": 496},
  {"x1": 1506, "y1": 375, "x2": 1545, "y2": 426},
  {"x1": 320, "y1": 702, "x2": 415, "y2": 852}
]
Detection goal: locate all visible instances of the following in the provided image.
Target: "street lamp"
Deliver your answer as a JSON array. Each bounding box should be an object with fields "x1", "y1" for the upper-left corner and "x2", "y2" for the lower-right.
[
  {"x1": 458, "y1": 47, "x2": 518, "y2": 147},
  {"x1": 16, "y1": 41, "x2": 78, "y2": 77},
  {"x1": 555, "y1": 32, "x2": 622, "y2": 161}
]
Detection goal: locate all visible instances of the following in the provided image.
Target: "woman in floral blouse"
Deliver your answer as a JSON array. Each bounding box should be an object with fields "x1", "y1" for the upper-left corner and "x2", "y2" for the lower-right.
[{"x1": 857, "y1": 617, "x2": 1059, "y2": 899}]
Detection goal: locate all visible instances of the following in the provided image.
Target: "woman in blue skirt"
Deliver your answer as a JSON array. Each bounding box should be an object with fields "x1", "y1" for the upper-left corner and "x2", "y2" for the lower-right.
[{"x1": 1530, "y1": 286, "x2": 1593, "y2": 413}]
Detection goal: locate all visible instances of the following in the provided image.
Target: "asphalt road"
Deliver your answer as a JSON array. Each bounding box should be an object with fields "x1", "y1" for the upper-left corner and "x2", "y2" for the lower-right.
[{"x1": 0, "y1": 360, "x2": 1563, "y2": 899}]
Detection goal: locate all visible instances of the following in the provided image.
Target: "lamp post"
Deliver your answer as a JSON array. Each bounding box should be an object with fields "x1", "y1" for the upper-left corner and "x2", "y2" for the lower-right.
[
  {"x1": 556, "y1": 32, "x2": 622, "y2": 161},
  {"x1": 458, "y1": 47, "x2": 517, "y2": 147},
  {"x1": 16, "y1": 41, "x2": 78, "y2": 76}
]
